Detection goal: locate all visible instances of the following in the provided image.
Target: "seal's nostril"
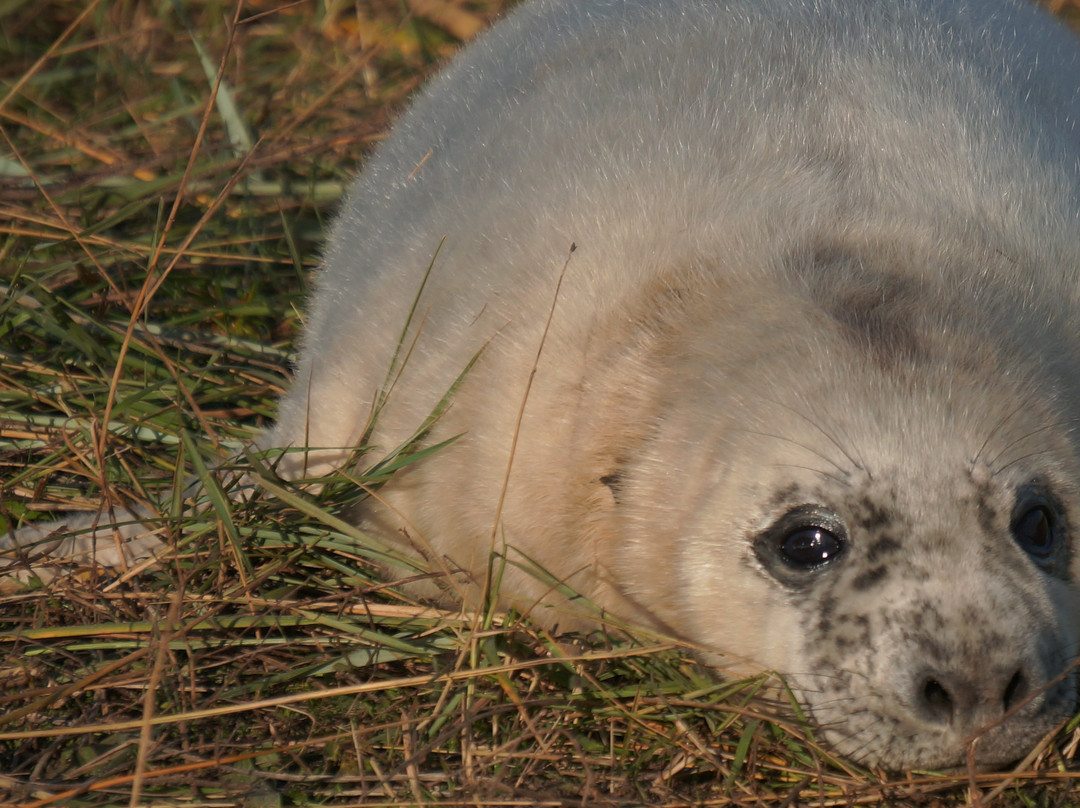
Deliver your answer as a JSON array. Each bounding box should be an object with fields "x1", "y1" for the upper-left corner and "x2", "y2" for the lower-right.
[
  {"x1": 921, "y1": 677, "x2": 954, "y2": 724},
  {"x1": 1002, "y1": 669, "x2": 1027, "y2": 713}
]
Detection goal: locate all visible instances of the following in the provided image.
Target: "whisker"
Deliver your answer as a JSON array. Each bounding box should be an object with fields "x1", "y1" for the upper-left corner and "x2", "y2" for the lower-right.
[
  {"x1": 992, "y1": 447, "x2": 1065, "y2": 477},
  {"x1": 761, "y1": 396, "x2": 866, "y2": 475},
  {"x1": 770, "y1": 463, "x2": 853, "y2": 487},
  {"x1": 981, "y1": 412, "x2": 1080, "y2": 475},
  {"x1": 734, "y1": 428, "x2": 851, "y2": 477},
  {"x1": 973, "y1": 399, "x2": 1031, "y2": 467}
]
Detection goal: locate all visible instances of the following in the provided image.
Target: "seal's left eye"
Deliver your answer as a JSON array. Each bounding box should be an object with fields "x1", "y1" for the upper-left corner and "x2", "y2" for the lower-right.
[
  {"x1": 780, "y1": 526, "x2": 843, "y2": 569},
  {"x1": 754, "y1": 505, "x2": 847, "y2": 586},
  {"x1": 1013, "y1": 505, "x2": 1057, "y2": 559}
]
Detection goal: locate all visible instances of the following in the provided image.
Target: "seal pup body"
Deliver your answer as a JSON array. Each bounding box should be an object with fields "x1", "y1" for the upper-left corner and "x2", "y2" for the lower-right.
[{"x1": 10, "y1": 0, "x2": 1080, "y2": 771}]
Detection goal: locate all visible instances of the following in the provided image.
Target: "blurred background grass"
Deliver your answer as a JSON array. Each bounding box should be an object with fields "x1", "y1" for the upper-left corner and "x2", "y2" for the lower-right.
[{"x1": 2, "y1": 1, "x2": 1080, "y2": 805}]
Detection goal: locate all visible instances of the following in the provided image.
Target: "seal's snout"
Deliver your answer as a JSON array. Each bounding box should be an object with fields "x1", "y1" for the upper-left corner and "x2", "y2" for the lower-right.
[{"x1": 914, "y1": 665, "x2": 1032, "y2": 731}]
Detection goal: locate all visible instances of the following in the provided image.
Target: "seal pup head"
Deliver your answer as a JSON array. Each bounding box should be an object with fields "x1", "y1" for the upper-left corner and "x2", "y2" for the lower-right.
[{"x1": 609, "y1": 240, "x2": 1080, "y2": 770}]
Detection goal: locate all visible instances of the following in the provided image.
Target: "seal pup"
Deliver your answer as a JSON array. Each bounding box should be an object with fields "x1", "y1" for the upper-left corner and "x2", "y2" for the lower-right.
[
  {"x1": 9, "y1": 0, "x2": 1080, "y2": 771},
  {"x1": 264, "y1": 0, "x2": 1080, "y2": 769}
]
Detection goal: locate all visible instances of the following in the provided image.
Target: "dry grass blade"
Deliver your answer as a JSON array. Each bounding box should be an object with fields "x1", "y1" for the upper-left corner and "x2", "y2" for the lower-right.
[{"x1": 2, "y1": 1, "x2": 1080, "y2": 806}]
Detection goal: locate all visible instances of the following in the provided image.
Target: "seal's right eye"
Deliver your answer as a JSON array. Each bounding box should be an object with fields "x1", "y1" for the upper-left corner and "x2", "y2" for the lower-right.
[
  {"x1": 754, "y1": 506, "x2": 847, "y2": 584},
  {"x1": 1013, "y1": 505, "x2": 1055, "y2": 559},
  {"x1": 1009, "y1": 487, "x2": 1068, "y2": 576}
]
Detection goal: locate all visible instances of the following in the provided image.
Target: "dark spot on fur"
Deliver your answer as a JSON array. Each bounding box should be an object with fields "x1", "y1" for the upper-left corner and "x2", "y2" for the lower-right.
[
  {"x1": 908, "y1": 609, "x2": 926, "y2": 632},
  {"x1": 833, "y1": 611, "x2": 853, "y2": 626},
  {"x1": 802, "y1": 245, "x2": 931, "y2": 364},
  {"x1": 851, "y1": 564, "x2": 888, "y2": 590},
  {"x1": 849, "y1": 494, "x2": 898, "y2": 532},
  {"x1": 832, "y1": 611, "x2": 872, "y2": 644},
  {"x1": 816, "y1": 594, "x2": 837, "y2": 634},
  {"x1": 768, "y1": 483, "x2": 802, "y2": 509},
  {"x1": 897, "y1": 563, "x2": 932, "y2": 584},
  {"x1": 866, "y1": 535, "x2": 901, "y2": 563},
  {"x1": 974, "y1": 482, "x2": 998, "y2": 536},
  {"x1": 853, "y1": 615, "x2": 872, "y2": 646}
]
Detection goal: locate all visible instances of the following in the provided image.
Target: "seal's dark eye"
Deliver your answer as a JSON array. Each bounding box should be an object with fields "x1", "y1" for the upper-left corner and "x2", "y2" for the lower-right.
[
  {"x1": 1012, "y1": 505, "x2": 1056, "y2": 559},
  {"x1": 780, "y1": 526, "x2": 843, "y2": 569},
  {"x1": 754, "y1": 505, "x2": 847, "y2": 585}
]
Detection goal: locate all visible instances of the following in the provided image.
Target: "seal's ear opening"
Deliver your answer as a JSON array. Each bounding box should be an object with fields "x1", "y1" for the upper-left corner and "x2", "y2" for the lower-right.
[
  {"x1": 556, "y1": 270, "x2": 705, "y2": 576},
  {"x1": 599, "y1": 470, "x2": 624, "y2": 504}
]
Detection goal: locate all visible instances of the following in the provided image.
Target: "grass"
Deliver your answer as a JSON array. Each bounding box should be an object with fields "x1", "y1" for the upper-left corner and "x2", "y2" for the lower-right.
[{"x1": 2, "y1": 0, "x2": 1080, "y2": 805}]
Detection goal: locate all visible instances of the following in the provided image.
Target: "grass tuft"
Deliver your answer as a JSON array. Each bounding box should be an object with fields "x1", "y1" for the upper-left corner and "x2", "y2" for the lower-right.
[{"x1": 2, "y1": 1, "x2": 1080, "y2": 805}]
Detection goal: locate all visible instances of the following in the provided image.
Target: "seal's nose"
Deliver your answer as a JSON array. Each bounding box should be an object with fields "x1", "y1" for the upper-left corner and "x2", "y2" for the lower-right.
[{"x1": 914, "y1": 666, "x2": 1032, "y2": 731}]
